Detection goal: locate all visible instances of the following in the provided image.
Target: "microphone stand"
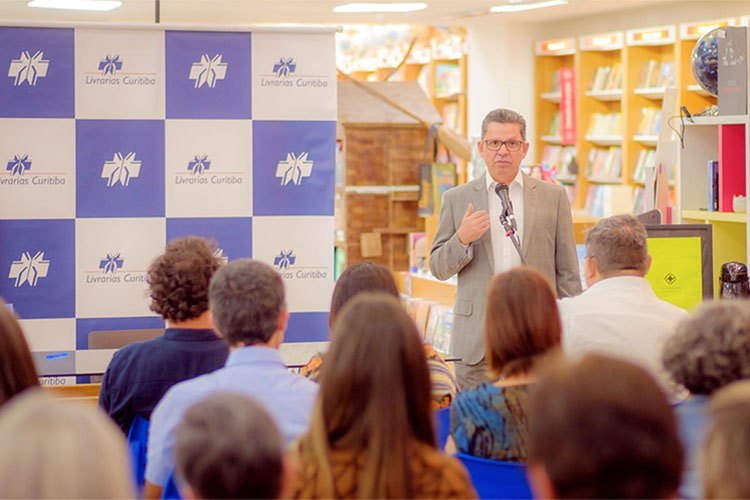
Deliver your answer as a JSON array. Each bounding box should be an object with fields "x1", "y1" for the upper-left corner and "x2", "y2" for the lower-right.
[{"x1": 499, "y1": 208, "x2": 527, "y2": 266}]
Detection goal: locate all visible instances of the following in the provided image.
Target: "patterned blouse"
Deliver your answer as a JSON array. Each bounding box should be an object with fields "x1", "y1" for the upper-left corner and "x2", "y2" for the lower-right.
[
  {"x1": 450, "y1": 382, "x2": 531, "y2": 461},
  {"x1": 288, "y1": 440, "x2": 478, "y2": 499},
  {"x1": 300, "y1": 344, "x2": 458, "y2": 410}
]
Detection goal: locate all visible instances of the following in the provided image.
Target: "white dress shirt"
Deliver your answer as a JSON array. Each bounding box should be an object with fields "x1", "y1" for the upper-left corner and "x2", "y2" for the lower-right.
[
  {"x1": 558, "y1": 275, "x2": 688, "y2": 401},
  {"x1": 486, "y1": 170, "x2": 524, "y2": 273}
]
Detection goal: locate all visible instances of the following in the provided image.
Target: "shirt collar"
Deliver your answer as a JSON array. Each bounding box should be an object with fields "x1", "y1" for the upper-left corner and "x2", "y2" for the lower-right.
[
  {"x1": 486, "y1": 169, "x2": 524, "y2": 193},
  {"x1": 163, "y1": 328, "x2": 222, "y2": 342},
  {"x1": 226, "y1": 345, "x2": 285, "y2": 367}
]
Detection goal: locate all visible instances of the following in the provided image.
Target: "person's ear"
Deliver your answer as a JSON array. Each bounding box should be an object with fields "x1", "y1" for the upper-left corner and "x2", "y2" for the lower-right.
[
  {"x1": 585, "y1": 256, "x2": 597, "y2": 284},
  {"x1": 645, "y1": 254, "x2": 652, "y2": 275},
  {"x1": 527, "y1": 462, "x2": 558, "y2": 500}
]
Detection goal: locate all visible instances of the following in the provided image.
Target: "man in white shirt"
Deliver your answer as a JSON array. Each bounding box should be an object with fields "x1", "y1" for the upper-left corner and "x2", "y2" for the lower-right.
[{"x1": 558, "y1": 214, "x2": 687, "y2": 400}]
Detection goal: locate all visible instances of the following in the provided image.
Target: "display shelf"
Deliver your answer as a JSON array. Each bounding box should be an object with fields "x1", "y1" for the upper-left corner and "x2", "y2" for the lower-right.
[
  {"x1": 634, "y1": 87, "x2": 667, "y2": 99},
  {"x1": 585, "y1": 89, "x2": 623, "y2": 101},
  {"x1": 633, "y1": 134, "x2": 658, "y2": 146},
  {"x1": 686, "y1": 115, "x2": 748, "y2": 126},
  {"x1": 687, "y1": 84, "x2": 711, "y2": 97},
  {"x1": 540, "y1": 91, "x2": 561, "y2": 102},
  {"x1": 557, "y1": 174, "x2": 578, "y2": 184},
  {"x1": 540, "y1": 135, "x2": 563, "y2": 144},
  {"x1": 587, "y1": 176, "x2": 623, "y2": 184},
  {"x1": 585, "y1": 135, "x2": 623, "y2": 146},
  {"x1": 681, "y1": 210, "x2": 747, "y2": 223}
]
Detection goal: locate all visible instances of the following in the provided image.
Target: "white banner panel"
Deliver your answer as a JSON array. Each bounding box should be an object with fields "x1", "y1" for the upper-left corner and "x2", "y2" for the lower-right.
[
  {"x1": 19, "y1": 318, "x2": 76, "y2": 351},
  {"x1": 165, "y1": 119, "x2": 253, "y2": 217},
  {"x1": 0, "y1": 118, "x2": 75, "y2": 219},
  {"x1": 75, "y1": 28, "x2": 165, "y2": 119},
  {"x1": 75, "y1": 218, "x2": 166, "y2": 318}
]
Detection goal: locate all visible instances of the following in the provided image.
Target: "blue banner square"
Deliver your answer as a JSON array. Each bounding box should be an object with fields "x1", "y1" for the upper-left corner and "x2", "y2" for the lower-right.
[
  {"x1": 166, "y1": 217, "x2": 252, "y2": 261},
  {"x1": 0, "y1": 27, "x2": 74, "y2": 118},
  {"x1": 76, "y1": 316, "x2": 165, "y2": 350},
  {"x1": 76, "y1": 120, "x2": 165, "y2": 217},
  {"x1": 0, "y1": 219, "x2": 75, "y2": 319},
  {"x1": 166, "y1": 31, "x2": 251, "y2": 119},
  {"x1": 253, "y1": 121, "x2": 335, "y2": 216},
  {"x1": 285, "y1": 311, "x2": 329, "y2": 343}
]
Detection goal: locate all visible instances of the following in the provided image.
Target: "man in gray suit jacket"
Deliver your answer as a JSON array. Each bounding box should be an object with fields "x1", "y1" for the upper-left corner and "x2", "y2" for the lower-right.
[{"x1": 430, "y1": 108, "x2": 581, "y2": 390}]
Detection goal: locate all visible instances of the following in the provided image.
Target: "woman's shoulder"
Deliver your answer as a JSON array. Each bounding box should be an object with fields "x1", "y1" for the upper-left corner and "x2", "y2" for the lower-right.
[{"x1": 410, "y1": 442, "x2": 478, "y2": 499}]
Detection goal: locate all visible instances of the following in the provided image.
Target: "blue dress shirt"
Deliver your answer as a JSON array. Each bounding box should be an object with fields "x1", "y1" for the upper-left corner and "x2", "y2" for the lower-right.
[{"x1": 145, "y1": 345, "x2": 318, "y2": 487}]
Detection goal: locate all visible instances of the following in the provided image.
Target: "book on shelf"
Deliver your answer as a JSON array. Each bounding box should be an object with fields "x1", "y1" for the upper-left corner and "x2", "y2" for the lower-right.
[
  {"x1": 637, "y1": 60, "x2": 676, "y2": 89},
  {"x1": 408, "y1": 232, "x2": 427, "y2": 273},
  {"x1": 707, "y1": 160, "x2": 719, "y2": 211},
  {"x1": 605, "y1": 62, "x2": 622, "y2": 90},
  {"x1": 547, "y1": 111, "x2": 561, "y2": 136},
  {"x1": 632, "y1": 186, "x2": 646, "y2": 214},
  {"x1": 659, "y1": 61, "x2": 675, "y2": 88},
  {"x1": 441, "y1": 102, "x2": 459, "y2": 130},
  {"x1": 637, "y1": 107, "x2": 662, "y2": 135},
  {"x1": 633, "y1": 149, "x2": 656, "y2": 183},
  {"x1": 590, "y1": 65, "x2": 612, "y2": 92},
  {"x1": 584, "y1": 185, "x2": 634, "y2": 218},
  {"x1": 540, "y1": 145, "x2": 577, "y2": 182},
  {"x1": 587, "y1": 112, "x2": 622, "y2": 136},
  {"x1": 549, "y1": 69, "x2": 561, "y2": 93},
  {"x1": 434, "y1": 62, "x2": 461, "y2": 98},
  {"x1": 585, "y1": 147, "x2": 621, "y2": 179}
]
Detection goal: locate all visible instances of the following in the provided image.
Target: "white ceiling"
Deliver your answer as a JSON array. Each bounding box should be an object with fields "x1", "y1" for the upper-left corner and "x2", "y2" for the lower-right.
[{"x1": 0, "y1": 0, "x2": 684, "y2": 26}]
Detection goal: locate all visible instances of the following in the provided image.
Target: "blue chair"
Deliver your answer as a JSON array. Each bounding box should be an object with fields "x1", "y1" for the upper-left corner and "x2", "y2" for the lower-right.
[
  {"x1": 162, "y1": 470, "x2": 182, "y2": 500},
  {"x1": 126, "y1": 415, "x2": 150, "y2": 491},
  {"x1": 455, "y1": 452, "x2": 533, "y2": 500},
  {"x1": 434, "y1": 406, "x2": 452, "y2": 449}
]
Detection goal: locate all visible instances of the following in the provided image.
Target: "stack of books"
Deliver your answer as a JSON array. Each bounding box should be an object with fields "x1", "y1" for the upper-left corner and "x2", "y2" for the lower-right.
[
  {"x1": 636, "y1": 60, "x2": 675, "y2": 89},
  {"x1": 589, "y1": 63, "x2": 623, "y2": 92}
]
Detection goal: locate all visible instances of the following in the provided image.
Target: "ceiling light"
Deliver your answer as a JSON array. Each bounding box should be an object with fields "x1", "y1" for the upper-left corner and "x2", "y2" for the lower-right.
[
  {"x1": 490, "y1": 0, "x2": 567, "y2": 13},
  {"x1": 333, "y1": 3, "x2": 428, "y2": 13},
  {"x1": 28, "y1": 0, "x2": 122, "y2": 11}
]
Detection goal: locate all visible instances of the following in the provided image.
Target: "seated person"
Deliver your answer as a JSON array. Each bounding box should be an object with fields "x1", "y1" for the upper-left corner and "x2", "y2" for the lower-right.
[
  {"x1": 448, "y1": 267, "x2": 561, "y2": 460},
  {"x1": 0, "y1": 390, "x2": 134, "y2": 498},
  {"x1": 701, "y1": 380, "x2": 750, "y2": 499},
  {"x1": 288, "y1": 293, "x2": 477, "y2": 499},
  {"x1": 174, "y1": 393, "x2": 286, "y2": 499},
  {"x1": 662, "y1": 300, "x2": 750, "y2": 499},
  {"x1": 99, "y1": 236, "x2": 229, "y2": 433},
  {"x1": 301, "y1": 261, "x2": 458, "y2": 409},
  {"x1": 527, "y1": 354, "x2": 683, "y2": 499},
  {"x1": 0, "y1": 298, "x2": 39, "y2": 408},
  {"x1": 145, "y1": 260, "x2": 318, "y2": 499}
]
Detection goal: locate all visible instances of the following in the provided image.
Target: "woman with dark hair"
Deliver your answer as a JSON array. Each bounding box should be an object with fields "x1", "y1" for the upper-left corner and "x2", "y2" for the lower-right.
[
  {"x1": 300, "y1": 261, "x2": 458, "y2": 409},
  {"x1": 289, "y1": 293, "x2": 476, "y2": 499},
  {"x1": 0, "y1": 298, "x2": 39, "y2": 407},
  {"x1": 448, "y1": 267, "x2": 561, "y2": 460}
]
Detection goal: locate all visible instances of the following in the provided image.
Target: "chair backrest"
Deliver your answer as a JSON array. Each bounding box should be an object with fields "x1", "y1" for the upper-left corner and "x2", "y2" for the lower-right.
[
  {"x1": 434, "y1": 406, "x2": 451, "y2": 450},
  {"x1": 162, "y1": 470, "x2": 183, "y2": 500},
  {"x1": 455, "y1": 452, "x2": 533, "y2": 500},
  {"x1": 127, "y1": 416, "x2": 150, "y2": 492},
  {"x1": 88, "y1": 328, "x2": 165, "y2": 350}
]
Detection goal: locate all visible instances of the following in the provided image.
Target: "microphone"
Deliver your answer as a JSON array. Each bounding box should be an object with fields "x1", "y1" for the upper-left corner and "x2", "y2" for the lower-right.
[{"x1": 494, "y1": 182, "x2": 518, "y2": 232}]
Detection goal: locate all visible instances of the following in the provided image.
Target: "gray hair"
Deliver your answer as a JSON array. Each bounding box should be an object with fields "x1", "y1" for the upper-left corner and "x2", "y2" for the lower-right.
[
  {"x1": 209, "y1": 259, "x2": 285, "y2": 346},
  {"x1": 481, "y1": 108, "x2": 527, "y2": 141},
  {"x1": 662, "y1": 300, "x2": 750, "y2": 395},
  {"x1": 175, "y1": 392, "x2": 283, "y2": 499},
  {"x1": 585, "y1": 214, "x2": 648, "y2": 276}
]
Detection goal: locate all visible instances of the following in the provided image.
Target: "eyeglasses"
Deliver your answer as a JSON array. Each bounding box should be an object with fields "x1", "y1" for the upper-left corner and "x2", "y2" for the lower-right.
[{"x1": 483, "y1": 139, "x2": 525, "y2": 152}]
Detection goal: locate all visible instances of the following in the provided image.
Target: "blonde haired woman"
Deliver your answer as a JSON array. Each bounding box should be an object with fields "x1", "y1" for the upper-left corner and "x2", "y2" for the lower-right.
[{"x1": 0, "y1": 390, "x2": 134, "y2": 499}]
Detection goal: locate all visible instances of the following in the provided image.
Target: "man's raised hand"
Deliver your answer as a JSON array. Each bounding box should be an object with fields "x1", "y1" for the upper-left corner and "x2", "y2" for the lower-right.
[{"x1": 457, "y1": 203, "x2": 490, "y2": 246}]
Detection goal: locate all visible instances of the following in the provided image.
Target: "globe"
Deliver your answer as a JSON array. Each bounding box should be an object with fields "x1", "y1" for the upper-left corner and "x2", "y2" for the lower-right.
[{"x1": 691, "y1": 28, "x2": 720, "y2": 97}]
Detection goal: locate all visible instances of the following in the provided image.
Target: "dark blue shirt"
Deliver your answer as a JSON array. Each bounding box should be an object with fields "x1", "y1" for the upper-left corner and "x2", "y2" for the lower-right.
[{"x1": 99, "y1": 328, "x2": 229, "y2": 433}]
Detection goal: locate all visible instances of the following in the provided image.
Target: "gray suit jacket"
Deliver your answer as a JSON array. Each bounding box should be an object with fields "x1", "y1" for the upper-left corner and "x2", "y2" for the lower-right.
[{"x1": 429, "y1": 173, "x2": 582, "y2": 365}]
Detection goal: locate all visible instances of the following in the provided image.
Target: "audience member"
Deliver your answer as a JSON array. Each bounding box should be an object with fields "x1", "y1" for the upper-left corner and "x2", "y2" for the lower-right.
[
  {"x1": 527, "y1": 354, "x2": 683, "y2": 499},
  {"x1": 0, "y1": 298, "x2": 39, "y2": 407},
  {"x1": 662, "y1": 300, "x2": 750, "y2": 499},
  {"x1": 448, "y1": 267, "x2": 560, "y2": 460},
  {"x1": 99, "y1": 236, "x2": 229, "y2": 433},
  {"x1": 288, "y1": 293, "x2": 476, "y2": 499},
  {"x1": 558, "y1": 214, "x2": 687, "y2": 400},
  {"x1": 301, "y1": 261, "x2": 458, "y2": 409},
  {"x1": 0, "y1": 390, "x2": 134, "y2": 499},
  {"x1": 701, "y1": 380, "x2": 750, "y2": 499},
  {"x1": 145, "y1": 259, "x2": 317, "y2": 498},
  {"x1": 175, "y1": 392, "x2": 285, "y2": 499}
]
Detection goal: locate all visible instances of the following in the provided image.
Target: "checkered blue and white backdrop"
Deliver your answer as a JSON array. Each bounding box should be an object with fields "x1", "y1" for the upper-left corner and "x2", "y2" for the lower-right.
[{"x1": 0, "y1": 24, "x2": 337, "y2": 383}]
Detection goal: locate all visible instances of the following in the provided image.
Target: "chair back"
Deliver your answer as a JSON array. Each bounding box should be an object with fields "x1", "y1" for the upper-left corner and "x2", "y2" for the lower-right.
[
  {"x1": 434, "y1": 406, "x2": 451, "y2": 449},
  {"x1": 127, "y1": 416, "x2": 150, "y2": 491},
  {"x1": 455, "y1": 452, "x2": 533, "y2": 500},
  {"x1": 162, "y1": 469, "x2": 183, "y2": 500}
]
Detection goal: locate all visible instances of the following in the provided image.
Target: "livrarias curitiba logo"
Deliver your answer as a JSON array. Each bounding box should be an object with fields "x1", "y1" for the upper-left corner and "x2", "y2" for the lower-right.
[
  {"x1": 8, "y1": 251, "x2": 50, "y2": 287},
  {"x1": 273, "y1": 250, "x2": 327, "y2": 280},
  {"x1": 101, "y1": 152, "x2": 141, "y2": 187},
  {"x1": 189, "y1": 54, "x2": 227, "y2": 89},
  {"x1": 0, "y1": 154, "x2": 67, "y2": 186},
  {"x1": 8, "y1": 50, "x2": 49, "y2": 86},
  {"x1": 174, "y1": 154, "x2": 243, "y2": 185},
  {"x1": 86, "y1": 252, "x2": 146, "y2": 284},
  {"x1": 84, "y1": 54, "x2": 157, "y2": 86},
  {"x1": 261, "y1": 57, "x2": 328, "y2": 88},
  {"x1": 275, "y1": 152, "x2": 313, "y2": 186}
]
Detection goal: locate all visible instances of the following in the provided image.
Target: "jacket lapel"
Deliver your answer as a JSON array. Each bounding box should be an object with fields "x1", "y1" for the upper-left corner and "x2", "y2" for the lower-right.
[
  {"x1": 521, "y1": 173, "x2": 538, "y2": 259},
  {"x1": 473, "y1": 174, "x2": 495, "y2": 274}
]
